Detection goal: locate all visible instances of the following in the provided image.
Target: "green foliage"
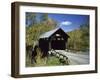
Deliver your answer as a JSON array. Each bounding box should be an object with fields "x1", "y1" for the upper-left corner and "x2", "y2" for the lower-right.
[
  {"x1": 67, "y1": 24, "x2": 89, "y2": 51},
  {"x1": 26, "y1": 12, "x2": 37, "y2": 27},
  {"x1": 26, "y1": 13, "x2": 59, "y2": 67},
  {"x1": 26, "y1": 23, "x2": 56, "y2": 46},
  {"x1": 40, "y1": 13, "x2": 48, "y2": 22},
  {"x1": 26, "y1": 13, "x2": 57, "y2": 47},
  {"x1": 26, "y1": 47, "x2": 65, "y2": 67},
  {"x1": 46, "y1": 56, "x2": 62, "y2": 66}
]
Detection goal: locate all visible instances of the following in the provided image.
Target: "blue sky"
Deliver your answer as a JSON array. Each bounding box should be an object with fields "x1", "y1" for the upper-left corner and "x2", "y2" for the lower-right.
[{"x1": 48, "y1": 13, "x2": 89, "y2": 32}]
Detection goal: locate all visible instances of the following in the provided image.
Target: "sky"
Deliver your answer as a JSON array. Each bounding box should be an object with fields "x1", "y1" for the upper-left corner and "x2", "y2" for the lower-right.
[
  {"x1": 26, "y1": 12, "x2": 89, "y2": 32},
  {"x1": 48, "y1": 13, "x2": 89, "y2": 32}
]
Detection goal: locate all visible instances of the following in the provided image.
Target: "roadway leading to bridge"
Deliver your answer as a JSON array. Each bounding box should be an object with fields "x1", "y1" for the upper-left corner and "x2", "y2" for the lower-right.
[{"x1": 55, "y1": 50, "x2": 89, "y2": 65}]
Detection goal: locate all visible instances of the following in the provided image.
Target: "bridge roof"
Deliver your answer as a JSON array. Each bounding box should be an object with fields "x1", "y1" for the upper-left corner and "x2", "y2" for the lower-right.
[{"x1": 39, "y1": 28, "x2": 69, "y2": 38}]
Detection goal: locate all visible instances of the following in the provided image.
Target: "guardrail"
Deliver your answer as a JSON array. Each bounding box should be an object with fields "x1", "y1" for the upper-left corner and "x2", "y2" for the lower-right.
[{"x1": 48, "y1": 49, "x2": 70, "y2": 65}]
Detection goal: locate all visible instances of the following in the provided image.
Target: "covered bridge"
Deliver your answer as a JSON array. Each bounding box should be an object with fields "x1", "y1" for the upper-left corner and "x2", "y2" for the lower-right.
[{"x1": 39, "y1": 28, "x2": 70, "y2": 53}]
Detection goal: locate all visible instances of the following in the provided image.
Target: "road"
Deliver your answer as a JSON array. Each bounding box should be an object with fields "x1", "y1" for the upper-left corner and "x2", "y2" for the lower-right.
[{"x1": 55, "y1": 50, "x2": 89, "y2": 65}]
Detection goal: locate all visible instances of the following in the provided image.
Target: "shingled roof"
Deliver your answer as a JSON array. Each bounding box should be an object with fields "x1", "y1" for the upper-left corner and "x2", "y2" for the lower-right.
[{"x1": 39, "y1": 28, "x2": 68, "y2": 38}]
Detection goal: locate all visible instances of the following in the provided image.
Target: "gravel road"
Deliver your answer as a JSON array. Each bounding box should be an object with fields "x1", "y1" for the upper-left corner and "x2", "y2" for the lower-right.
[{"x1": 55, "y1": 50, "x2": 89, "y2": 65}]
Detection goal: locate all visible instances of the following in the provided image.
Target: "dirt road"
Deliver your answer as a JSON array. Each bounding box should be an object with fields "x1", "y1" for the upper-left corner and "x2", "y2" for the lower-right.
[{"x1": 55, "y1": 50, "x2": 89, "y2": 65}]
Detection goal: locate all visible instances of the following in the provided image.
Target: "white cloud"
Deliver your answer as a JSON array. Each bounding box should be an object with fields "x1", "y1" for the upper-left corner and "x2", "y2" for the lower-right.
[{"x1": 60, "y1": 21, "x2": 72, "y2": 26}]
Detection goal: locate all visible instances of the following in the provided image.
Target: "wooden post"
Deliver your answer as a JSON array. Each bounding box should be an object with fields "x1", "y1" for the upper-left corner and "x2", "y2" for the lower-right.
[
  {"x1": 65, "y1": 41, "x2": 67, "y2": 49},
  {"x1": 49, "y1": 37, "x2": 53, "y2": 50},
  {"x1": 49, "y1": 41, "x2": 51, "y2": 50}
]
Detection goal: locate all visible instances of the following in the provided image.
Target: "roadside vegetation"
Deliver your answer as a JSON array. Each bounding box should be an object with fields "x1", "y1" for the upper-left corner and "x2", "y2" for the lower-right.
[{"x1": 67, "y1": 24, "x2": 89, "y2": 52}]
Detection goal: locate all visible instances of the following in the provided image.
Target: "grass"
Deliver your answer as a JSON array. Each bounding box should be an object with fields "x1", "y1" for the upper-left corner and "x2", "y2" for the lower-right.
[
  {"x1": 26, "y1": 55, "x2": 35, "y2": 67},
  {"x1": 26, "y1": 47, "x2": 69, "y2": 67},
  {"x1": 26, "y1": 55, "x2": 69, "y2": 67},
  {"x1": 26, "y1": 56, "x2": 58, "y2": 67},
  {"x1": 46, "y1": 56, "x2": 62, "y2": 66}
]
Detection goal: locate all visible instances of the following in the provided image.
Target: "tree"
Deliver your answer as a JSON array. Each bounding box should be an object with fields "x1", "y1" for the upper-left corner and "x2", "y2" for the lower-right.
[
  {"x1": 80, "y1": 24, "x2": 89, "y2": 50},
  {"x1": 26, "y1": 13, "x2": 57, "y2": 47},
  {"x1": 26, "y1": 12, "x2": 36, "y2": 27},
  {"x1": 40, "y1": 13, "x2": 48, "y2": 23},
  {"x1": 67, "y1": 24, "x2": 89, "y2": 51}
]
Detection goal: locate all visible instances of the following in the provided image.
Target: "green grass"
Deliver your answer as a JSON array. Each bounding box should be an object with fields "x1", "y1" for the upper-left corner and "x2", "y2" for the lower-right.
[
  {"x1": 26, "y1": 47, "x2": 69, "y2": 67},
  {"x1": 26, "y1": 55, "x2": 35, "y2": 67},
  {"x1": 26, "y1": 55, "x2": 69, "y2": 67},
  {"x1": 46, "y1": 56, "x2": 62, "y2": 66}
]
